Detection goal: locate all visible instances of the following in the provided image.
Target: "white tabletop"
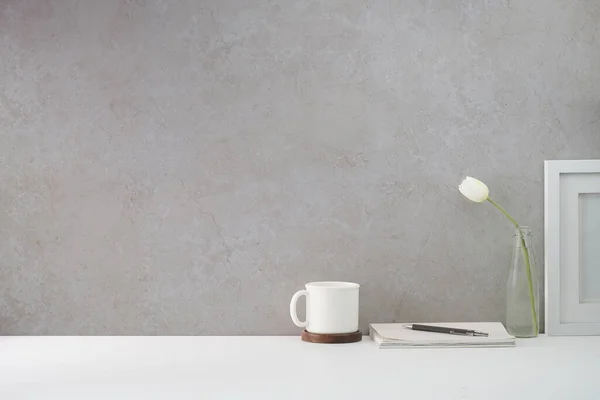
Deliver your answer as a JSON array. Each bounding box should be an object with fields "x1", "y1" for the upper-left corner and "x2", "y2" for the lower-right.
[{"x1": 0, "y1": 335, "x2": 599, "y2": 399}]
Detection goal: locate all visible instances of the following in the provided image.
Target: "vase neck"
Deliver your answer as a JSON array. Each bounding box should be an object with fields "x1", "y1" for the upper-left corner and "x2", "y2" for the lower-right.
[{"x1": 513, "y1": 226, "x2": 532, "y2": 248}]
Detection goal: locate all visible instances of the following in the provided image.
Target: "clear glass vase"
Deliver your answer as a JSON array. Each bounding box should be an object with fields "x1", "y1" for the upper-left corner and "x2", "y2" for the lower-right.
[{"x1": 506, "y1": 226, "x2": 539, "y2": 338}]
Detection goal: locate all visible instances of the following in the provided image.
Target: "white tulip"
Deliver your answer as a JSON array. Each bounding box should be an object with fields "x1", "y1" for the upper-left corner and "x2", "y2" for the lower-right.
[{"x1": 458, "y1": 176, "x2": 490, "y2": 203}]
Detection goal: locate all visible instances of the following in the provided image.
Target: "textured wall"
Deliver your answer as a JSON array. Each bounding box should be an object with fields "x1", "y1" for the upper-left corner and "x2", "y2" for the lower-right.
[{"x1": 1, "y1": 0, "x2": 599, "y2": 335}]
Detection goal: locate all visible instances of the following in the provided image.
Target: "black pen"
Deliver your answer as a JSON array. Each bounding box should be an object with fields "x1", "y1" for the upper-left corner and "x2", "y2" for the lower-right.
[{"x1": 407, "y1": 324, "x2": 489, "y2": 337}]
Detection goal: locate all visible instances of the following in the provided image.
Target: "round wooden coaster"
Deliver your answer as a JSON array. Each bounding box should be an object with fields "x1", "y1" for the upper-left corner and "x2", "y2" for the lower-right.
[{"x1": 301, "y1": 330, "x2": 362, "y2": 344}]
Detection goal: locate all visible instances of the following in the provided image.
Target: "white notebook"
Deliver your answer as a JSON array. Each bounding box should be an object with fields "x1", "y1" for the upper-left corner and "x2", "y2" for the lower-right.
[{"x1": 369, "y1": 322, "x2": 516, "y2": 348}]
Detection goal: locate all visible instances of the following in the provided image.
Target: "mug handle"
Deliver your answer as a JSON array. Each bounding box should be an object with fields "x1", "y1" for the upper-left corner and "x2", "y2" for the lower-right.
[{"x1": 290, "y1": 290, "x2": 308, "y2": 328}]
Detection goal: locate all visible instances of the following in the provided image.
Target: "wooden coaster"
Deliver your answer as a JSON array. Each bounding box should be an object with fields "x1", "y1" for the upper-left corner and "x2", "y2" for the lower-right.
[{"x1": 301, "y1": 330, "x2": 362, "y2": 344}]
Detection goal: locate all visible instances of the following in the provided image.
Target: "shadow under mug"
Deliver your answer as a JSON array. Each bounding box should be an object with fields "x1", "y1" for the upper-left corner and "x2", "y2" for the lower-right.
[{"x1": 290, "y1": 281, "x2": 359, "y2": 334}]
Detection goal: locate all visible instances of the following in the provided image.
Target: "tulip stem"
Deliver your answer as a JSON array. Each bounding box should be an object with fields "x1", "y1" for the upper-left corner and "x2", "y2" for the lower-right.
[
  {"x1": 487, "y1": 197, "x2": 538, "y2": 335},
  {"x1": 487, "y1": 198, "x2": 519, "y2": 229}
]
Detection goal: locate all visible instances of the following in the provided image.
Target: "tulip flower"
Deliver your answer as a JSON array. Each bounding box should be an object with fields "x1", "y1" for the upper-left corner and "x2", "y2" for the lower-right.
[
  {"x1": 458, "y1": 176, "x2": 489, "y2": 202},
  {"x1": 458, "y1": 176, "x2": 538, "y2": 334}
]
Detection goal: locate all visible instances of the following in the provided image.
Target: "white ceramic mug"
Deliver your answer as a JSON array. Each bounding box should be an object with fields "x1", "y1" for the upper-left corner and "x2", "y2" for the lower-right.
[{"x1": 290, "y1": 281, "x2": 359, "y2": 334}]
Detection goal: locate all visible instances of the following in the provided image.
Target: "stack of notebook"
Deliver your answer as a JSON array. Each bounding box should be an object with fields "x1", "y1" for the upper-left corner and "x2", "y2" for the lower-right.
[{"x1": 369, "y1": 322, "x2": 516, "y2": 348}]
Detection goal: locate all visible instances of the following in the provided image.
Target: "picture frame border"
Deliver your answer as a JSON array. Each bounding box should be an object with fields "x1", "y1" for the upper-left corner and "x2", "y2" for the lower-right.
[{"x1": 544, "y1": 159, "x2": 600, "y2": 335}]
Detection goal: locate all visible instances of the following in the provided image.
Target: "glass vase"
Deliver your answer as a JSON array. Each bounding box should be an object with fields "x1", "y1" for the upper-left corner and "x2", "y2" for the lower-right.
[{"x1": 506, "y1": 226, "x2": 539, "y2": 338}]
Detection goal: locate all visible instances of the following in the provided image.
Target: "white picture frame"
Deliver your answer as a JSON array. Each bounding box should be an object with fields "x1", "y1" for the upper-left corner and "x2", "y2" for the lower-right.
[{"x1": 545, "y1": 159, "x2": 600, "y2": 335}]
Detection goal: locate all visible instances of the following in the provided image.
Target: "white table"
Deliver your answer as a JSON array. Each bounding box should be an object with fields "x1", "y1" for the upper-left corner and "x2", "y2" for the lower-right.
[{"x1": 0, "y1": 335, "x2": 599, "y2": 399}]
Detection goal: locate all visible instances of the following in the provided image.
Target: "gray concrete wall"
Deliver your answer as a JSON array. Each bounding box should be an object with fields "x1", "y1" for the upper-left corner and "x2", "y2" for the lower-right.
[{"x1": 1, "y1": 0, "x2": 599, "y2": 334}]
